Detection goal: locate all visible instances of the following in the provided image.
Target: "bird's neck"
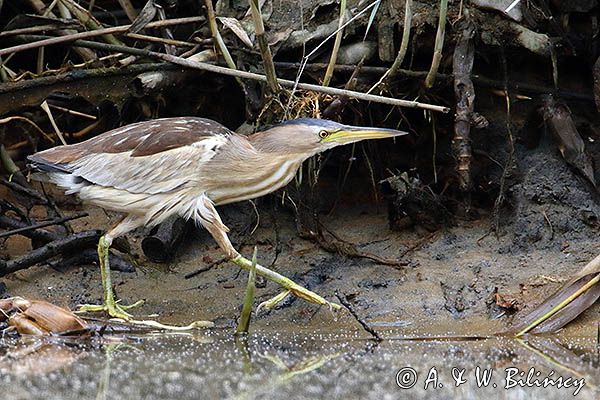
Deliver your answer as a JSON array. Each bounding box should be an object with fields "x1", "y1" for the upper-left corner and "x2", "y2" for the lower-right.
[
  {"x1": 248, "y1": 130, "x2": 318, "y2": 158},
  {"x1": 208, "y1": 152, "x2": 306, "y2": 205}
]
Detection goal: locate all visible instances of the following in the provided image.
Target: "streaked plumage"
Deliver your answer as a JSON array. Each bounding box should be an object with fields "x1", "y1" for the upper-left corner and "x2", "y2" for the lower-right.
[
  {"x1": 30, "y1": 118, "x2": 312, "y2": 227},
  {"x1": 28, "y1": 116, "x2": 406, "y2": 320}
]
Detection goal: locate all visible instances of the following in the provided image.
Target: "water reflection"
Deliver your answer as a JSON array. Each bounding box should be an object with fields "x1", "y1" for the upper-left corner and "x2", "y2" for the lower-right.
[{"x1": 0, "y1": 331, "x2": 598, "y2": 399}]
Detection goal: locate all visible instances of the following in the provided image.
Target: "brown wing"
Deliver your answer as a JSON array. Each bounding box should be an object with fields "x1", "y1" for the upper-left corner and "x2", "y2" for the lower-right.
[
  {"x1": 29, "y1": 117, "x2": 233, "y2": 166},
  {"x1": 28, "y1": 117, "x2": 236, "y2": 194}
]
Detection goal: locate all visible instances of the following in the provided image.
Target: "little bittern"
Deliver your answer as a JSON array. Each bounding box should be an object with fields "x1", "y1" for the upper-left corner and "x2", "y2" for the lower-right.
[{"x1": 29, "y1": 117, "x2": 406, "y2": 320}]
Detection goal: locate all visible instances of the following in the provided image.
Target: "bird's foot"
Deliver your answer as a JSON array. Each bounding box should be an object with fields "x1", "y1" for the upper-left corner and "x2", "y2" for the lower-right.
[
  {"x1": 77, "y1": 300, "x2": 213, "y2": 330},
  {"x1": 76, "y1": 299, "x2": 144, "y2": 321}
]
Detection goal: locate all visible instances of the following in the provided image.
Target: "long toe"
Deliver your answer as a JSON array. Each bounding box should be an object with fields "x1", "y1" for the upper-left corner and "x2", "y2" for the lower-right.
[{"x1": 76, "y1": 299, "x2": 144, "y2": 321}]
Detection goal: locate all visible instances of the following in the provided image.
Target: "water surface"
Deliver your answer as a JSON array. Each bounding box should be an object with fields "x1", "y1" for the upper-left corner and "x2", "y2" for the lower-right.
[{"x1": 1, "y1": 331, "x2": 598, "y2": 399}]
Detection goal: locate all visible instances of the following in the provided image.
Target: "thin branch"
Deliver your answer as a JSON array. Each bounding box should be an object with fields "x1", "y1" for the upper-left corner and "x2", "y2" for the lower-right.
[
  {"x1": 336, "y1": 291, "x2": 382, "y2": 341},
  {"x1": 248, "y1": 0, "x2": 280, "y2": 92},
  {"x1": 204, "y1": 0, "x2": 237, "y2": 71},
  {"x1": 322, "y1": 0, "x2": 346, "y2": 87},
  {"x1": 0, "y1": 212, "x2": 88, "y2": 239},
  {"x1": 0, "y1": 24, "x2": 80, "y2": 38},
  {"x1": 125, "y1": 32, "x2": 196, "y2": 48},
  {"x1": 0, "y1": 16, "x2": 205, "y2": 57},
  {"x1": 0, "y1": 215, "x2": 61, "y2": 243},
  {"x1": 10, "y1": 35, "x2": 449, "y2": 113},
  {"x1": 0, "y1": 116, "x2": 54, "y2": 142},
  {"x1": 59, "y1": 0, "x2": 124, "y2": 46},
  {"x1": 425, "y1": 0, "x2": 449, "y2": 88},
  {"x1": 40, "y1": 100, "x2": 67, "y2": 145},
  {"x1": 47, "y1": 104, "x2": 97, "y2": 120}
]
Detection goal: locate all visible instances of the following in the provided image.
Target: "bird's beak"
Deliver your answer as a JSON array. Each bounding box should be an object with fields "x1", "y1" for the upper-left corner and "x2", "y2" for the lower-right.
[{"x1": 323, "y1": 125, "x2": 408, "y2": 144}]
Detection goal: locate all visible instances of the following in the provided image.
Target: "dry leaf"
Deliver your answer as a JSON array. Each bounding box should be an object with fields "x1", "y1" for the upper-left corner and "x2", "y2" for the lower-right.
[
  {"x1": 128, "y1": 0, "x2": 158, "y2": 33},
  {"x1": 541, "y1": 94, "x2": 596, "y2": 187},
  {"x1": 218, "y1": 17, "x2": 253, "y2": 48}
]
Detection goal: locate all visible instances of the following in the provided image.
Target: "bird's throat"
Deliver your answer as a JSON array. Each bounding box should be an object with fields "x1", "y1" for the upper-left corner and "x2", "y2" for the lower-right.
[{"x1": 208, "y1": 153, "x2": 306, "y2": 205}]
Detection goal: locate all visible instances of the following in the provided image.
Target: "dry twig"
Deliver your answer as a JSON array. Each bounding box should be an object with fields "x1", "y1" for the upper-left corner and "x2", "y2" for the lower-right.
[
  {"x1": 248, "y1": 0, "x2": 279, "y2": 92},
  {"x1": 425, "y1": 0, "x2": 449, "y2": 88}
]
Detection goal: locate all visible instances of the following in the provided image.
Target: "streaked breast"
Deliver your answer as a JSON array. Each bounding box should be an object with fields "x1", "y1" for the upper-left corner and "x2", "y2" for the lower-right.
[{"x1": 207, "y1": 158, "x2": 303, "y2": 205}]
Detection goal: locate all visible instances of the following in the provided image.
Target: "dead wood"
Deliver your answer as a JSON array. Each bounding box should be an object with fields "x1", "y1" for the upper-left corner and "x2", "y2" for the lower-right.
[
  {"x1": 0, "y1": 215, "x2": 61, "y2": 244},
  {"x1": 452, "y1": 18, "x2": 476, "y2": 194},
  {"x1": 0, "y1": 230, "x2": 102, "y2": 277},
  {"x1": 48, "y1": 248, "x2": 135, "y2": 273},
  {"x1": 141, "y1": 215, "x2": 190, "y2": 263},
  {"x1": 0, "y1": 212, "x2": 87, "y2": 239}
]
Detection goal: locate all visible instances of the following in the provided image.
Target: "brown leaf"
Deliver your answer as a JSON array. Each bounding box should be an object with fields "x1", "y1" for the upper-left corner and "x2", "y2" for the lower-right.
[
  {"x1": 540, "y1": 95, "x2": 596, "y2": 187},
  {"x1": 495, "y1": 292, "x2": 521, "y2": 311},
  {"x1": 218, "y1": 17, "x2": 253, "y2": 48},
  {"x1": 509, "y1": 252, "x2": 600, "y2": 334},
  {"x1": 8, "y1": 314, "x2": 48, "y2": 335},
  {"x1": 22, "y1": 301, "x2": 88, "y2": 334},
  {"x1": 128, "y1": 0, "x2": 158, "y2": 34}
]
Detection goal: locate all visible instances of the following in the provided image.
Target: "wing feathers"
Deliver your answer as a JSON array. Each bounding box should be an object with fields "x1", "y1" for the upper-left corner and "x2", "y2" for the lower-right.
[{"x1": 29, "y1": 117, "x2": 234, "y2": 195}]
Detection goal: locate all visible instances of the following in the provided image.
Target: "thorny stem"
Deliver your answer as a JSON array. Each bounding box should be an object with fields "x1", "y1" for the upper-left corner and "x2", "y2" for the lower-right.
[
  {"x1": 231, "y1": 255, "x2": 341, "y2": 310},
  {"x1": 425, "y1": 0, "x2": 448, "y2": 88}
]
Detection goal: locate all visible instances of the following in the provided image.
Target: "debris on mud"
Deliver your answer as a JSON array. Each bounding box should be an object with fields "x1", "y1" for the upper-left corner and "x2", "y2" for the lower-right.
[{"x1": 0, "y1": 297, "x2": 88, "y2": 336}]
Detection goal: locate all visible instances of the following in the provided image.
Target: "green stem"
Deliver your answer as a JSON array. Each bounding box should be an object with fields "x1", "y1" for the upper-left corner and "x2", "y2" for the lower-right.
[
  {"x1": 236, "y1": 247, "x2": 257, "y2": 334},
  {"x1": 388, "y1": 0, "x2": 412, "y2": 80}
]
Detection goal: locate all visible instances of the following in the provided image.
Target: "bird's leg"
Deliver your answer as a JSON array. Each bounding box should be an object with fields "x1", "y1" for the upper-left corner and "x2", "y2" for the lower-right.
[
  {"x1": 197, "y1": 196, "x2": 340, "y2": 310},
  {"x1": 77, "y1": 218, "x2": 144, "y2": 320},
  {"x1": 230, "y1": 255, "x2": 340, "y2": 309}
]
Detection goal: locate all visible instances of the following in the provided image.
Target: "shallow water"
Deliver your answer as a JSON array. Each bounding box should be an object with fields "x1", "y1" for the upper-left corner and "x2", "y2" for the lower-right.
[{"x1": 0, "y1": 331, "x2": 598, "y2": 399}]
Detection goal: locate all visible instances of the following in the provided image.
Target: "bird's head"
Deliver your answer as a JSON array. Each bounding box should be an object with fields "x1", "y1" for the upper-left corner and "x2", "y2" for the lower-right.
[{"x1": 251, "y1": 118, "x2": 407, "y2": 156}]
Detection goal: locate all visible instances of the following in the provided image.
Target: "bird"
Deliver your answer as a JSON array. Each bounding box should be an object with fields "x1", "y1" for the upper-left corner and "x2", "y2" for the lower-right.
[{"x1": 28, "y1": 117, "x2": 406, "y2": 320}]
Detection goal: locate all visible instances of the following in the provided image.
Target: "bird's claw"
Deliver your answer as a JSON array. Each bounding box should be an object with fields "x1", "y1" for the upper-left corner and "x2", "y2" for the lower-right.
[
  {"x1": 257, "y1": 290, "x2": 291, "y2": 313},
  {"x1": 76, "y1": 299, "x2": 144, "y2": 321},
  {"x1": 289, "y1": 286, "x2": 342, "y2": 310}
]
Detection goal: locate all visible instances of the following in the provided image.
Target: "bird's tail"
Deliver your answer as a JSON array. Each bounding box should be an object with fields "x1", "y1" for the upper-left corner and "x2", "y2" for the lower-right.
[{"x1": 27, "y1": 154, "x2": 71, "y2": 174}]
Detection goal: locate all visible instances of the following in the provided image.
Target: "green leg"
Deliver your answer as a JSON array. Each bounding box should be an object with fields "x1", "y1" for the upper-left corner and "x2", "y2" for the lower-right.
[
  {"x1": 77, "y1": 235, "x2": 143, "y2": 320},
  {"x1": 231, "y1": 254, "x2": 341, "y2": 311}
]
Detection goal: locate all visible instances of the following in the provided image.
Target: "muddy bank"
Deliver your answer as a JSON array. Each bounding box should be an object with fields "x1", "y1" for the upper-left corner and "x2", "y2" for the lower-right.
[
  {"x1": 2, "y1": 0, "x2": 600, "y2": 337},
  {"x1": 1, "y1": 166, "x2": 598, "y2": 337}
]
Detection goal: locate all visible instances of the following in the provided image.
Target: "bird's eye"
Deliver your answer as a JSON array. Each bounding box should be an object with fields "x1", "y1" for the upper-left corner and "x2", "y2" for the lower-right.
[{"x1": 318, "y1": 130, "x2": 330, "y2": 139}]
